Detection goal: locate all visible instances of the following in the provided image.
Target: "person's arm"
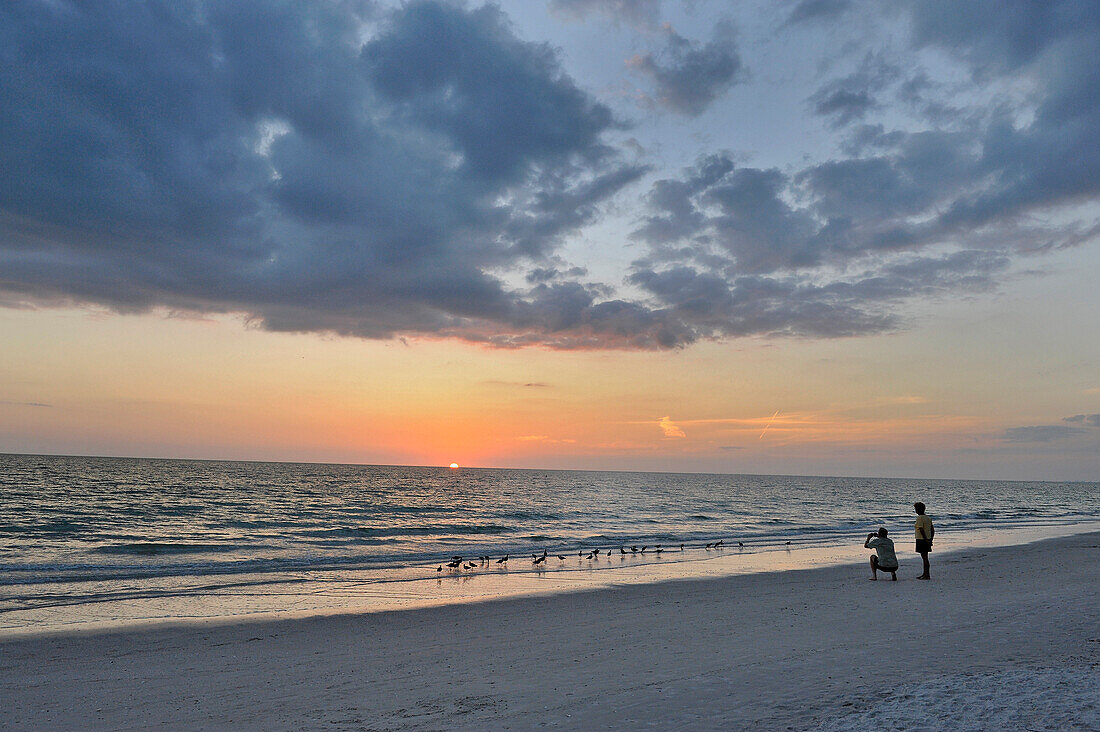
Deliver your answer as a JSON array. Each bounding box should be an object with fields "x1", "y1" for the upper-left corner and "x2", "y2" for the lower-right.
[
  {"x1": 929, "y1": 521, "x2": 934, "y2": 542},
  {"x1": 865, "y1": 533, "x2": 876, "y2": 548}
]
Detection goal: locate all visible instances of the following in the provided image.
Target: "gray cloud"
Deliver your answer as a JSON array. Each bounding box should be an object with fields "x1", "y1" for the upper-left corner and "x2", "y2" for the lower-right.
[
  {"x1": 784, "y1": 0, "x2": 852, "y2": 27},
  {"x1": 631, "y1": 149, "x2": 1010, "y2": 276},
  {"x1": 1064, "y1": 414, "x2": 1100, "y2": 427},
  {"x1": 623, "y1": 0, "x2": 1100, "y2": 343},
  {"x1": 627, "y1": 23, "x2": 743, "y2": 116},
  {"x1": 809, "y1": 54, "x2": 900, "y2": 128},
  {"x1": 2, "y1": 0, "x2": 1099, "y2": 351},
  {"x1": 1002, "y1": 412, "x2": 1100, "y2": 442},
  {"x1": 549, "y1": 0, "x2": 661, "y2": 28},
  {"x1": 0, "y1": 0, "x2": 652, "y2": 347},
  {"x1": 1001, "y1": 425, "x2": 1086, "y2": 443},
  {"x1": 905, "y1": 0, "x2": 1096, "y2": 75},
  {"x1": 624, "y1": 248, "x2": 1009, "y2": 341}
]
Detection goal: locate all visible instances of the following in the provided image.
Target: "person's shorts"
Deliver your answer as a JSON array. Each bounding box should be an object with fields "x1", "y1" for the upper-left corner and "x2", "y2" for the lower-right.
[{"x1": 916, "y1": 539, "x2": 933, "y2": 553}]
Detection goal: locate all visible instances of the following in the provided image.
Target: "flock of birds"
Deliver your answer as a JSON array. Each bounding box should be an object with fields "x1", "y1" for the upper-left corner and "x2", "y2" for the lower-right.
[{"x1": 433, "y1": 538, "x2": 792, "y2": 573}]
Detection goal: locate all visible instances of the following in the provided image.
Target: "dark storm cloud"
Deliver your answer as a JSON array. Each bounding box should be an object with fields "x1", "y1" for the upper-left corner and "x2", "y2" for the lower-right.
[
  {"x1": 627, "y1": 24, "x2": 743, "y2": 116},
  {"x1": 0, "y1": 0, "x2": 653, "y2": 347}
]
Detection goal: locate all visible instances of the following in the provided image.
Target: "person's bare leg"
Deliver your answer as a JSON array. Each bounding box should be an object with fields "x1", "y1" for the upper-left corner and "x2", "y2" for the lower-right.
[
  {"x1": 890, "y1": 569, "x2": 897, "y2": 581},
  {"x1": 917, "y1": 552, "x2": 930, "y2": 579},
  {"x1": 869, "y1": 556, "x2": 878, "y2": 580}
]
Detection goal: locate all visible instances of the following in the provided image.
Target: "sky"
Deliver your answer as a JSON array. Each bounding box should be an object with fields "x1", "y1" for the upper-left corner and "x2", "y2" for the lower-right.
[{"x1": 1, "y1": 0, "x2": 1098, "y2": 480}]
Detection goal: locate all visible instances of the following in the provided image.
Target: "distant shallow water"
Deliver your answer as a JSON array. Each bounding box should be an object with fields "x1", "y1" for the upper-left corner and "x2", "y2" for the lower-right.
[{"x1": 2, "y1": 453, "x2": 1098, "y2": 634}]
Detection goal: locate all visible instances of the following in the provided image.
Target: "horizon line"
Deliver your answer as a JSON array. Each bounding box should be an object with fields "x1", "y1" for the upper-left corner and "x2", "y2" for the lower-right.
[{"x1": 1, "y1": 450, "x2": 1093, "y2": 486}]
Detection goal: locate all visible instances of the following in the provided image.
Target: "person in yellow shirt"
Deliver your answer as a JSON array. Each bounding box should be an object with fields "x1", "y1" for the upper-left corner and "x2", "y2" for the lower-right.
[{"x1": 914, "y1": 501, "x2": 934, "y2": 580}]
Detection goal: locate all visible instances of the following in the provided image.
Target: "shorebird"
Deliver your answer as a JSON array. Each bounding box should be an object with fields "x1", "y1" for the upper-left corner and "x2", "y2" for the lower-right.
[
  {"x1": 679, "y1": 544, "x2": 685, "y2": 551},
  {"x1": 464, "y1": 563, "x2": 476, "y2": 570},
  {"x1": 654, "y1": 546, "x2": 663, "y2": 554},
  {"x1": 533, "y1": 554, "x2": 546, "y2": 565},
  {"x1": 496, "y1": 555, "x2": 509, "y2": 563},
  {"x1": 437, "y1": 566, "x2": 443, "y2": 572},
  {"x1": 630, "y1": 546, "x2": 638, "y2": 553},
  {"x1": 716, "y1": 540, "x2": 724, "y2": 548},
  {"x1": 446, "y1": 558, "x2": 462, "y2": 568},
  {"x1": 785, "y1": 541, "x2": 792, "y2": 546},
  {"x1": 557, "y1": 554, "x2": 566, "y2": 561},
  {"x1": 705, "y1": 542, "x2": 713, "y2": 549},
  {"x1": 620, "y1": 547, "x2": 627, "y2": 554},
  {"x1": 738, "y1": 541, "x2": 744, "y2": 547}
]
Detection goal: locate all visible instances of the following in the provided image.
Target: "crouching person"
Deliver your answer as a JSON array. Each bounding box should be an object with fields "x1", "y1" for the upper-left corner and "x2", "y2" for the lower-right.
[{"x1": 864, "y1": 527, "x2": 899, "y2": 581}]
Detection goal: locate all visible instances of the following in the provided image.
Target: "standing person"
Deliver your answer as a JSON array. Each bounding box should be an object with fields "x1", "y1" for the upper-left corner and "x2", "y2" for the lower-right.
[
  {"x1": 864, "y1": 527, "x2": 898, "y2": 581},
  {"x1": 914, "y1": 502, "x2": 934, "y2": 580}
]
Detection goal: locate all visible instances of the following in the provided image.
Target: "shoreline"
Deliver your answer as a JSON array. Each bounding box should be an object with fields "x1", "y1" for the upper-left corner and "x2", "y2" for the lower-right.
[
  {"x1": 3, "y1": 530, "x2": 1098, "y2": 729},
  {"x1": 5, "y1": 519, "x2": 1100, "y2": 639}
]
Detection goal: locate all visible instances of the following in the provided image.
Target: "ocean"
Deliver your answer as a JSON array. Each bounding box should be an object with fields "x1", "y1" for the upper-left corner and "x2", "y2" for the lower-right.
[{"x1": 2, "y1": 453, "x2": 1098, "y2": 633}]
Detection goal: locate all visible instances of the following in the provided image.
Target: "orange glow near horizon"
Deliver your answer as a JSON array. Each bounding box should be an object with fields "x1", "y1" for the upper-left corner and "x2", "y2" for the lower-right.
[{"x1": 1, "y1": 305, "x2": 1098, "y2": 480}]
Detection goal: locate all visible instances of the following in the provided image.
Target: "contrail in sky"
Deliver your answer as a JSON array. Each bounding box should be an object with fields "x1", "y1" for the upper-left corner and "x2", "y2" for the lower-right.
[{"x1": 759, "y1": 410, "x2": 781, "y2": 439}]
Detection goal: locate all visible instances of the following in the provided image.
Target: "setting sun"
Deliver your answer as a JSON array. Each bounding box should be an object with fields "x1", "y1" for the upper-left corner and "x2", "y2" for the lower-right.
[{"x1": 449, "y1": 463, "x2": 459, "y2": 469}]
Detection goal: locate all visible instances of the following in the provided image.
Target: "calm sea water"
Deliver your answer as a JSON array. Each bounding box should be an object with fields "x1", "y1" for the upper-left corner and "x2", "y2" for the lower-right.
[{"x1": 2, "y1": 453, "x2": 1098, "y2": 625}]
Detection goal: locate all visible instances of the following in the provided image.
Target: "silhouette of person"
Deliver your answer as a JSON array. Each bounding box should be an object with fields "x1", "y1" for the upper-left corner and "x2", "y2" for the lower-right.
[{"x1": 914, "y1": 502, "x2": 934, "y2": 579}]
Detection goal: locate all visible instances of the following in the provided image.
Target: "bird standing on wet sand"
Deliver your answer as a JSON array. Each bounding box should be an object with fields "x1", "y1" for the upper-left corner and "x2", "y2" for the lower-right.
[{"x1": 496, "y1": 555, "x2": 509, "y2": 563}]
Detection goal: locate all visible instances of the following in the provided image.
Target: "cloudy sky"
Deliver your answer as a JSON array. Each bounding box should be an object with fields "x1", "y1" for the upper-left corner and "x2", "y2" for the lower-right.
[{"x1": 2, "y1": 0, "x2": 1098, "y2": 479}]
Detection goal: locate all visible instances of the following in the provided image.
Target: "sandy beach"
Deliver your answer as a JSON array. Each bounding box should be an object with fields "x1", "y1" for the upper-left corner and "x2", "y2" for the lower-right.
[{"x1": 3, "y1": 530, "x2": 1097, "y2": 731}]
